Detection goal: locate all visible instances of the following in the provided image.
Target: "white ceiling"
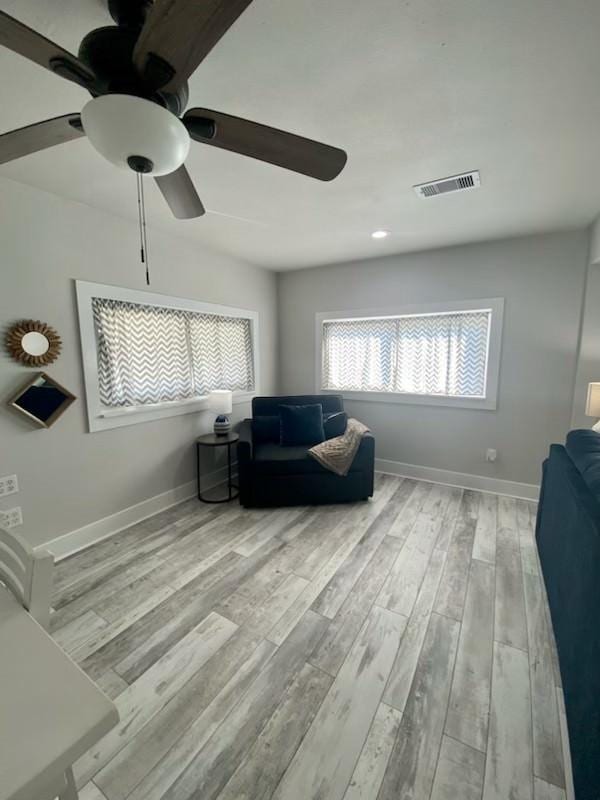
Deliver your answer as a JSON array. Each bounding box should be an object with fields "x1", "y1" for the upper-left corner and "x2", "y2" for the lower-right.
[{"x1": 1, "y1": 0, "x2": 600, "y2": 270}]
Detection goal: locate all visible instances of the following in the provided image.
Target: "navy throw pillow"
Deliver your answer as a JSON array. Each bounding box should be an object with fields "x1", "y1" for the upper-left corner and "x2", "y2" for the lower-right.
[
  {"x1": 279, "y1": 404, "x2": 325, "y2": 446},
  {"x1": 324, "y1": 411, "x2": 348, "y2": 439}
]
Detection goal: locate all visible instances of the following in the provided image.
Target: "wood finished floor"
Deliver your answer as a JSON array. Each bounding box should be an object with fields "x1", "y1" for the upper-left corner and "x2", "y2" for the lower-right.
[{"x1": 50, "y1": 475, "x2": 570, "y2": 800}]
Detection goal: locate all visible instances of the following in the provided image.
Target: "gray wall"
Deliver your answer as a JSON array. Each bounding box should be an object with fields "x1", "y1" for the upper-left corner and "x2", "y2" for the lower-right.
[
  {"x1": 0, "y1": 174, "x2": 590, "y2": 547},
  {"x1": 278, "y1": 231, "x2": 588, "y2": 486},
  {"x1": 0, "y1": 177, "x2": 278, "y2": 546}
]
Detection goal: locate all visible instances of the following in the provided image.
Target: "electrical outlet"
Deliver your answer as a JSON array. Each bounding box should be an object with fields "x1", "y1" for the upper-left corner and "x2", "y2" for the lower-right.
[
  {"x1": 0, "y1": 506, "x2": 23, "y2": 528},
  {"x1": 485, "y1": 448, "x2": 497, "y2": 463},
  {"x1": 0, "y1": 474, "x2": 18, "y2": 498}
]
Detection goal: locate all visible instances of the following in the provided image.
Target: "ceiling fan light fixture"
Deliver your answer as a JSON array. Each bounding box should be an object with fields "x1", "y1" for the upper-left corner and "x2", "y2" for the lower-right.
[{"x1": 81, "y1": 94, "x2": 190, "y2": 176}]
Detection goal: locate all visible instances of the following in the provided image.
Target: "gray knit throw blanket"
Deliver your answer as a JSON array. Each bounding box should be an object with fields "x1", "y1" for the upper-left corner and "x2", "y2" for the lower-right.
[{"x1": 308, "y1": 418, "x2": 370, "y2": 476}]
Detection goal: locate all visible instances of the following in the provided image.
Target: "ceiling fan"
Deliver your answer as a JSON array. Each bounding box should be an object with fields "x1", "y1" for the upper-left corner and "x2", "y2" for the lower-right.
[{"x1": 0, "y1": 0, "x2": 348, "y2": 219}]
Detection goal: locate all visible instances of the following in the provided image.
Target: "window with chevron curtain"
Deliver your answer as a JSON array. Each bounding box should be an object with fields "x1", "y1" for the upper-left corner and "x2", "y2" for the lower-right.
[
  {"x1": 322, "y1": 310, "x2": 491, "y2": 398},
  {"x1": 92, "y1": 298, "x2": 254, "y2": 407}
]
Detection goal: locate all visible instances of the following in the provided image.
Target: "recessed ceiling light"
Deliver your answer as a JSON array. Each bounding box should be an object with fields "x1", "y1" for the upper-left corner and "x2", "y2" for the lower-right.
[{"x1": 371, "y1": 230, "x2": 389, "y2": 239}]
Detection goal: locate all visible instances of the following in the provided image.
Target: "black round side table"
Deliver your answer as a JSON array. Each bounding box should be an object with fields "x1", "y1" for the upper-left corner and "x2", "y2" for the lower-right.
[{"x1": 196, "y1": 432, "x2": 239, "y2": 503}]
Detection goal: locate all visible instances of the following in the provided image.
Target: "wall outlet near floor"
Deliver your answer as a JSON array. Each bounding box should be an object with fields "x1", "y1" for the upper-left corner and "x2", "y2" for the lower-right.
[
  {"x1": 0, "y1": 474, "x2": 19, "y2": 498},
  {"x1": 0, "y1": 506, "x2": 23, "y2": 528},
  {"x1": 485, "y1": 448, "x2": 498, "y2": 462}
]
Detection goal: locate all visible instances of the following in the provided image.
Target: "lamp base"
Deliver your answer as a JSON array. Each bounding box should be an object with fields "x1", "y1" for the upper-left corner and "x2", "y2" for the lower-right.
[{"x1": 214, "y1": 414, "x2": 231, "y2": 436}]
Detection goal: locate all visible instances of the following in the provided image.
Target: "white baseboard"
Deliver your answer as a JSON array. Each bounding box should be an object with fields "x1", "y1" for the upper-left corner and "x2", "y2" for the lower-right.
[
  {"x1": 375, "y1": 458, "x2": 539, "y2": 501},
  {"x1": 41, "y1": 458, "x2": 537, "y2": 562},
  {"x1": 42, "y1": 465, "x2": 234, "y2": 561}
]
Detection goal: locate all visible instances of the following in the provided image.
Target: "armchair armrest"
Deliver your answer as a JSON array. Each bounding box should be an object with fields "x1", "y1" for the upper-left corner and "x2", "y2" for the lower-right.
[
  {"x1": 237, "y1": 418, "x2": 253, "y2": 463},
  {"x1": 354, "y1": 431, "x2": 375, "y2": 470},
  {"x1": 237, "y1": 419, "x2": 253, "y2": 507}
]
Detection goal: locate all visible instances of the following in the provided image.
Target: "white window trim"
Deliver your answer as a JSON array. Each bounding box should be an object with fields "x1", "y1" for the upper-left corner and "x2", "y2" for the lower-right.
[
  {"x1": 315, "y1": 297, "x2": 504, "y2": 411},
  {"x1": 76, "y1": 280, "x2": 260, "y2": 432}
]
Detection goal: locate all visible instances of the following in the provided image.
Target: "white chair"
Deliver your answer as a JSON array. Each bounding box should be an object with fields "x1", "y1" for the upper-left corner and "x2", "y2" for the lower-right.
[
  {"x1": 0, "y1": 525, "x2": 54, "y2": 630},
  {"x1": 0, "y1": 527, "x2": 118, "y2": 800},
  {"x1": 0, "y1": 527, "x2": 73, "y2": 799}
]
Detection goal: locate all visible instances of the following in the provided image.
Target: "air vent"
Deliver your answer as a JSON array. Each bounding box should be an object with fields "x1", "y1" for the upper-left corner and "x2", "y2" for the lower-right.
[{"x1": 414, "y1": 171, "x2": 481, "y2": 198}]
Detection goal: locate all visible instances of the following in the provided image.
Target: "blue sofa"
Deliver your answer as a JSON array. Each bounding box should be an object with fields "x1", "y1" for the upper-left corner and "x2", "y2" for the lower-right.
[{"x1": 536, "y1": 429, "x2": 600, "y2": 800}]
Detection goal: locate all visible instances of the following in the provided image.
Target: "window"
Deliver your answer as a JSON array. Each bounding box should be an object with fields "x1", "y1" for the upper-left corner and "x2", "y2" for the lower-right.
[
  {"x1": 93, "y1": 299, "x2": 254, "y2": 407},
  {"x1": 317, "y1": 299, "x2": 503, "y2": 410},
  {"x1": 76, "y1": 282, "x2": 259, "y2": 431}
]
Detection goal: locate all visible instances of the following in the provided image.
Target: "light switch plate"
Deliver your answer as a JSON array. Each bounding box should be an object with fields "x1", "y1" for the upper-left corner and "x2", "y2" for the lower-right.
[{"x1": 0, "y1": 506, "x2": 23, "y2": 528}]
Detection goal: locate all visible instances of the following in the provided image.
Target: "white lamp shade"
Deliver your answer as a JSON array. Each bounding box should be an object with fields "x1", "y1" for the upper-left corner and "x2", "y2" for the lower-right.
[
  {"x1": 208, "y1": 390, "x2": 233, "y2": 415},
  {"x1": 586, "y1": 382, "x2": 600, "y2": 417},
  {"x1": 81, "y1": 94, "x2": 190, "y2": 176}
]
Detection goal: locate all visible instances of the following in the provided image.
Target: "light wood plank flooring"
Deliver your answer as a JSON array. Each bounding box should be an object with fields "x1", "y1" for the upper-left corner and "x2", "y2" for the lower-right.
[{"x1": 50, "y1": 475, "x2": 569, "y2": 800}]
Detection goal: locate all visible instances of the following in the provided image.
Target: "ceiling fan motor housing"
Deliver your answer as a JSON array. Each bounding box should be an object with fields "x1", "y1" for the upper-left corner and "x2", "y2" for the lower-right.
[
  {"x1": 107, "y1": 0, "x2": 152, "y2": 29},
  {"x1": 81, "y1": 94, "x2": 190, "y2": 176},
  {"x1": 77, "y1": 25, "x2": 188, "y2": 115}
]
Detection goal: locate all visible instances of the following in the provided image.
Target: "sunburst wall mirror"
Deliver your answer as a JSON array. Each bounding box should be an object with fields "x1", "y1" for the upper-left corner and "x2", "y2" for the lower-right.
[{"x1": 5, "y1": 320, "x2": 62, "y2": 366}]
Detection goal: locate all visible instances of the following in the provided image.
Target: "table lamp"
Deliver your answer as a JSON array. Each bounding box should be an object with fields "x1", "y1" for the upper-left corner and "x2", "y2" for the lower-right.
[
  {"x1": 208, "y1": 390, "x2": 233, "y2": 435},
  {"x1": 585, "y1": 383, "x2": 600, "y2": 432}
]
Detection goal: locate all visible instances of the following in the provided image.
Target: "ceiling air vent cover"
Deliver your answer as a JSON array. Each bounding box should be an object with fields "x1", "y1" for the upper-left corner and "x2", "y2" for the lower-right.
[{"x1": 414, "y1": 170, "x2": 480, "y2": 198}]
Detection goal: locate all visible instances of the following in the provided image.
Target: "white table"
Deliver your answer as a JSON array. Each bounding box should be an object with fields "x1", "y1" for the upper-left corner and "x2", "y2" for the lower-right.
[{"x1": 0, "y1": 586, "x2": 118, "y2": 800}]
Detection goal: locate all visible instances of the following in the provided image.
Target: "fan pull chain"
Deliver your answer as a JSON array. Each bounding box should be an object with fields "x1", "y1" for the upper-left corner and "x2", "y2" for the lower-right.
[{"x1": 135, "y1": 172, "x2": 151, "y2": 285}]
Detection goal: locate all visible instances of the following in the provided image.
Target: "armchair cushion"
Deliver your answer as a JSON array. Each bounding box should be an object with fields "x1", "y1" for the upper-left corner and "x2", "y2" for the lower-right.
[
  {"x1": 253, "y1": 443, "x2": 326, "y2": 475},
  {"x1": 253, "y1": 394, "x2": 343, "y2": 417},
  {"x1": 279, "y1": 403, "x2": 325, "y2": 447},
  {"x1": 252, "y1": 409, "x2": 346, "y2": 444},
  {"x1": 253, "y1": 434, "x2": 373, "y2": 476},
  {"x1": 251, "y1": 415, "x2": 280, "y2": 444},
  {"x1": 324, "y1": 411, "x2": 348, "y2": 439}
]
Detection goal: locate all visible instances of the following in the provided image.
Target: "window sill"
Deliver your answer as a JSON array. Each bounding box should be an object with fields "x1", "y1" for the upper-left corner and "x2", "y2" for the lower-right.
[
  {"x1": 320, "y1": 388, "x2": 497, "y2": 411},
  {"x1": 89, "y1": 391, "x2": 255, "y2": 432},
  {"x1": 100, "y1": 397, "x2": 208, "y2": 419}
]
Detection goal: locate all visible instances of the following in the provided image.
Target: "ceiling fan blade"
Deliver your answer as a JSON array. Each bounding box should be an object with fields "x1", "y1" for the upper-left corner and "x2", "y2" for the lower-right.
[
  {"x1": 0, "y1": 114, "x2": 85, "y2": 165},
  {"x1": 0, "y1": 11, "x2": 97, "y2": 90},
  {"x1": 183, "y1": 108, "x2": 347, "y2": 181},
  {"x1": 133, "y1": 0, "x2": 254, "y2": 92},
  {"x1": 154, "y1": 165, "x2": 205, "y2": 219}
]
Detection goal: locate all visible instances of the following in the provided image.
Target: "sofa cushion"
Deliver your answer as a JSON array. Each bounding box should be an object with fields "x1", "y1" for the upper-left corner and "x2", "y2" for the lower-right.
[
  {"x1": 566, "y1": 429, "x2": 600, "y2": 497},
  {"x1": 279, "y1": 404, "x2": 325, "y2": 447},
  {"x1": 324, "y1": 411, "x2": 348, "y2": 439}
]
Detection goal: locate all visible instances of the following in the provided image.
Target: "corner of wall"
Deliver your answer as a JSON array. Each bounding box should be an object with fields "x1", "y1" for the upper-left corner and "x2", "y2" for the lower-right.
[
  {"x1": 570, "y1": 214, "x2": 600, "y2": 429},
  {"x1": 589, "y1": 214, "x2": 600, "y2": 265},
  {"x1": 275, "y1": 269, "x2": 285, "y2": 394}
]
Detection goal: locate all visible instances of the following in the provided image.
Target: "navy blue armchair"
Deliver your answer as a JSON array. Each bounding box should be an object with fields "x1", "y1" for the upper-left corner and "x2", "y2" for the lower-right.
[{"x1": 237, "y1": 394, "x2": 375, "y2": 508}]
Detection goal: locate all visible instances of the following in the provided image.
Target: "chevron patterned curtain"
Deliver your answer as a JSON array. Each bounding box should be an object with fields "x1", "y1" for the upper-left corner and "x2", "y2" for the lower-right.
[
  {"x1": 92, "y1": 298, "x2": 254, "y2": 407},
  {"x1": 322, "y1": 310, "x2": 490, "y2": 398}
]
